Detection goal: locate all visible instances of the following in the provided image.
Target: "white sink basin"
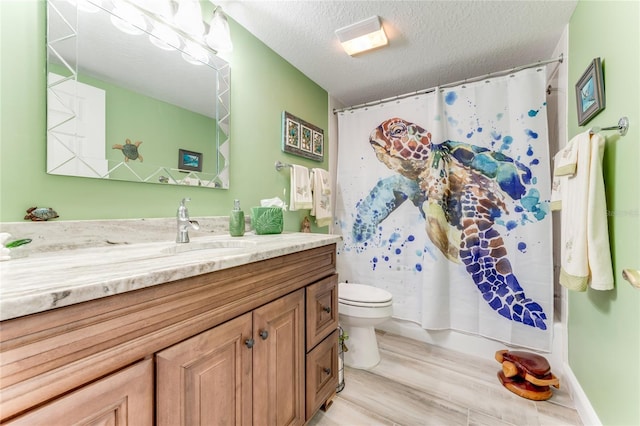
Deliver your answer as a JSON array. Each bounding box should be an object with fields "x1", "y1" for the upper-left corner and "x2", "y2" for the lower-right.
[{"x1": 162, "y1": 238, "x2": 258, "y2": 255}]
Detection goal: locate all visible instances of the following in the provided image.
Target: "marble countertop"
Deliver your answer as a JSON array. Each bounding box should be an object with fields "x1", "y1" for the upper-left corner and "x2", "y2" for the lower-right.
[{"x1": 0, "y1": 232, "x2": 341, "y2": 321}]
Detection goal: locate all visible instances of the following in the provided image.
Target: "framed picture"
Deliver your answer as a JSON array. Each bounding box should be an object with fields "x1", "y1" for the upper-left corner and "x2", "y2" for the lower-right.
[
  {"x1": 178, "y1": 149, "x2": 203, "y2": 172},
  {"x1": 575, "y1": 57, "x2": 605, "y2": 126},
  {"x1": 301, "y1": 125, "x2": 313, "y2": 152},
  {"x1": 284, "y1": 115, "x2": 300, "y2": 148},
  {"x1": 312, "y1": 131, "x2": 324, "y2": 157},
  {"x1": 282, "y1": 111, "x2": 324, "y2": 161}
]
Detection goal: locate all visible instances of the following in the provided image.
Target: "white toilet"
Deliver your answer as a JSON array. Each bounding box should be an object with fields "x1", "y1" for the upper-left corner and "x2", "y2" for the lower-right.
[{"x1": 338, "y1": 282, "x2": 393, "y2": 369}]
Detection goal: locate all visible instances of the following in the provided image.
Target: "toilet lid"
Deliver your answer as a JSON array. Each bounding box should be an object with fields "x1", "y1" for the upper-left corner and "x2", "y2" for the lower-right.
[{"x1": 338, "y1": 283, "x2": 393, "y2": 304}]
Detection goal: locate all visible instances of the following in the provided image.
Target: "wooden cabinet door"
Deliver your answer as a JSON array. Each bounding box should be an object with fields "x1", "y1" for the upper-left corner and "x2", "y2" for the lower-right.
[
  {"x1": 252, "y1": 289, "x2": 305, "y2": 426},
  {"x1": 156, "y1": 313, "x2": 253, "y2": 426},
  {"x1": 6, "y1": 359, "x2": 153, "y2": 426}
]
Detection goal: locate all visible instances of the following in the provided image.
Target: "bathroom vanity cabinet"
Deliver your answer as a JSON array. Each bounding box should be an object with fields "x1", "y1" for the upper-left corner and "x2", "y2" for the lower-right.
[
  {"x1": 0, "y1": 243, "x2": 338, "y2": 425},
  {"x1": 157, "y1": 289, "x2": 306, "y2": 425}
]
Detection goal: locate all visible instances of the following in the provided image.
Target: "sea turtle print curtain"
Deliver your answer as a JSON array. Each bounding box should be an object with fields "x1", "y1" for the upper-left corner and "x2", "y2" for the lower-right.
[{"x1": 335, "y1": 68, "x2": 553, "y2": 351}]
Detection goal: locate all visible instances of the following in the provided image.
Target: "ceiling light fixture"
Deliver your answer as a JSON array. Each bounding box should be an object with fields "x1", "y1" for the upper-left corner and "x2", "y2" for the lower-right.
[{"x1": 335, "y1": 15, "x2": 388, "y2": 56}]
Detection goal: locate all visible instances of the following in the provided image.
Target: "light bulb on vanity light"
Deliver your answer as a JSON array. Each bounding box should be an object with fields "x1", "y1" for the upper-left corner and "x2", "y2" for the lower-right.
[
  {"x1": 205, "y1": 7, "x2": 233, "y2": 53},
  {"x1": 174, "y1": 0, "x2": 205, "y2": 36},
  {"x1": 125, "y1": 0, "x2": 178, "y2": 51}
]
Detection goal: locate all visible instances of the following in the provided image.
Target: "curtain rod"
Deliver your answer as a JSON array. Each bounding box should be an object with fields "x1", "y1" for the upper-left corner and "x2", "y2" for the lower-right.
[{"x1": 333, "y1": 54, "x2": 563, "y2": 114}]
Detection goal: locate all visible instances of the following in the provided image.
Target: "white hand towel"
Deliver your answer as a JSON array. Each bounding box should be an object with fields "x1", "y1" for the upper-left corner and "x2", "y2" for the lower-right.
[
  {"x1": 289, "y1": 165, "x2": 312, "y2": 211},
  {"x1": 310, "y1": 168, "x2": 332, "y2": 227},
  {"x1": 551, "y1": 139, "x2": 579, "y2": 211},
  {"x1": 552, "y1": 131, "x2": 614, "y2": 291},
  {"x1": 555, "y1": 140, "x2": 579, "y2": 176}
]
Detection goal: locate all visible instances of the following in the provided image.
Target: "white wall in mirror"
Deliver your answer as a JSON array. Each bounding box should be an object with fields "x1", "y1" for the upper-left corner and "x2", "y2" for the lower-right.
[{"x1": 47, "y1": 72, "x2": 108, "y2": 178}]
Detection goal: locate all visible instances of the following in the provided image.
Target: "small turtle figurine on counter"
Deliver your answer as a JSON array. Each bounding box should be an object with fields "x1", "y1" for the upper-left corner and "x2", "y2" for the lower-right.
[
  {"x1": 301, "y1": 216, "x2": 311, "y2": 233},
  {"x1": 112, "y1": 138, "x2": 143, "y2": 162},
  {"x1": 24, "y1": 207, "x2": 59, "y2": 221}
]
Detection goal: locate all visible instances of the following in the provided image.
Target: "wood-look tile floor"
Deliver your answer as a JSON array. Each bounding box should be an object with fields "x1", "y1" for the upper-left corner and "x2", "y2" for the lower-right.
[{"x1": 309, "y1": 331, "x2": 582, "y2": 426}]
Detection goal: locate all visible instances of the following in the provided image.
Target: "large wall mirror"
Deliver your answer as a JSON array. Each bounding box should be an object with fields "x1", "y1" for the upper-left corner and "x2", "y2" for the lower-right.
[{"x1": 46, "y1": 0, "x2": 230, "y2": 189}]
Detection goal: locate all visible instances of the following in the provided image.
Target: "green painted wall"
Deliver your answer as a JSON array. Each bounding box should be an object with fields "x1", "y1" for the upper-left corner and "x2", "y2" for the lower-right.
[
  {"x1": 0, "y1": 0, "x2": 328, "y2": 233},
  {"x1": 92, "y1": 74, "x2": 217, "y2": 176},
  {"x1": 568, "y1": 1, "x2": 640, "y2": 425}
]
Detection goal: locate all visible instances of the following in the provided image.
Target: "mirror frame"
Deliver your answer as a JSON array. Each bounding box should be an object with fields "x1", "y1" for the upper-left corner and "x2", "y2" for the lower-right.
[{"x1": 46, "y1": 0, "x2": 230, "y2": 189}]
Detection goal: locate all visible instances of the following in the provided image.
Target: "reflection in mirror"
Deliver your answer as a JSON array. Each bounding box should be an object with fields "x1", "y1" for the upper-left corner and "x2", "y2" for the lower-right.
[{"x1": 46, "y1": 0, "x2": 230, "y2": 189}]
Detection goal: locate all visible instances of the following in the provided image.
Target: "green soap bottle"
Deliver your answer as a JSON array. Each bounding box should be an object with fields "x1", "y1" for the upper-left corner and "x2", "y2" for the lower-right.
[{"x1": 229, "y1": 199, "x2": 245, "y2": 237}]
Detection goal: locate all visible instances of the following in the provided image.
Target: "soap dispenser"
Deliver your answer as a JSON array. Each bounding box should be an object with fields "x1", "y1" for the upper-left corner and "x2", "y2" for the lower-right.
[{"x1": 229, "y1": 199, "x2": 245, "y2": 237}]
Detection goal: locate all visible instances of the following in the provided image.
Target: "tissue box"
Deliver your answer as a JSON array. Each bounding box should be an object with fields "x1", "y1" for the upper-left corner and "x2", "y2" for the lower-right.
[{"x1": 251, "y1": 207, "x2": 283, "y2": 235}]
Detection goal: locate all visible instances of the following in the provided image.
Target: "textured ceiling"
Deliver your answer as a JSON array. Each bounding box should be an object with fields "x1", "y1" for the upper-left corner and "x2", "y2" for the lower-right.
[{"x1": 218, "y1": 0, "x2": 577, "y2": 107}]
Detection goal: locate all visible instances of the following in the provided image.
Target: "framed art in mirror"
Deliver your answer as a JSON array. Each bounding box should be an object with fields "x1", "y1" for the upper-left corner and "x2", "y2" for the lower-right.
[
  {"x1": 179, "y1": 149, "x2": 203, "y2": 172},
  {"x1": 575, "y1": 57, "x2": 605, "y2": 126},
  {"x1": 282, "y1": 111, "x2": 324, "y2": 162}
]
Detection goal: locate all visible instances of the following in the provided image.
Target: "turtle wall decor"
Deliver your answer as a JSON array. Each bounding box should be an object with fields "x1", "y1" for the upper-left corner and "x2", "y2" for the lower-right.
[
  {"x1": 112, "y1": 139, "x2": 143, "y2": 162},
  {"x1": 24, "y1": 207, "x2": 59, "y2": 221}
]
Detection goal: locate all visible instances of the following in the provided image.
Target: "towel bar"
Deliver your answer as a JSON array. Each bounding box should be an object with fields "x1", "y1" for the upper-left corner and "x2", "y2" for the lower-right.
[
  {"x1": 622, "y1": 269, "x2": 640, "y2": 290},
  {"x1": 275, "y1": 160, "x2": 293, "y2": 171},
  {"x1": 590, "y1": 116, "x2": 629, "y2": 137}
]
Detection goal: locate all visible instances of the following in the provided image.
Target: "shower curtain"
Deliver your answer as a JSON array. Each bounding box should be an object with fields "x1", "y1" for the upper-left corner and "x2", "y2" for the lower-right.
[{"x1": 336, "y1": 68, "x2": 553, "y2": 351}]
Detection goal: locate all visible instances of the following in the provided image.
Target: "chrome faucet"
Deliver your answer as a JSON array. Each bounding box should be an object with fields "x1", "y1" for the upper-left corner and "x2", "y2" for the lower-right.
[{"x1": 176, "y1": 198, "x2": 199, "y2": 243}]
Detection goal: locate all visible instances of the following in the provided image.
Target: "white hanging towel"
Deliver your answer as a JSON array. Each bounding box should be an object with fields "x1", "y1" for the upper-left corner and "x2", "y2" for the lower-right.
[
  {"x1": 289, "y1": 164, "x2": 312, "y2": 211},
  {"x1": 550, "y1": 130, "x2": 614, "y2": 291},
  {"x1": 310, "y1": 168, "x2": 332, "y2": 227}
]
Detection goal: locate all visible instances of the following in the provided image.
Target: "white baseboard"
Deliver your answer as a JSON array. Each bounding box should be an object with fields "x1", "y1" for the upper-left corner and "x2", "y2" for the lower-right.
[{"x1": 562, "y1": 361, "x2": 601, "y2": 426}]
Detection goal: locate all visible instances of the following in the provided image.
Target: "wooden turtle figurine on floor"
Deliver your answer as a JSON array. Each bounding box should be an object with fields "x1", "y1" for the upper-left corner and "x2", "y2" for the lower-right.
[
  {"x1": 112, "y1": 139, "x2": 143, "y2": 162},
  {"x1": 495, "y1": 349, "x2": 559, "y2": 401}
]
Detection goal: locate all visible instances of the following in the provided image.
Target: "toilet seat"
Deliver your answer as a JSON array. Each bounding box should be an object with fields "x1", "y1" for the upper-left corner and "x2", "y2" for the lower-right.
[
  {"x1": 339, "y1": 299, "x2": 393, "y2": 308},
  {"x1": 338, "y1": 283, "x2": 393, "y2": 306}
]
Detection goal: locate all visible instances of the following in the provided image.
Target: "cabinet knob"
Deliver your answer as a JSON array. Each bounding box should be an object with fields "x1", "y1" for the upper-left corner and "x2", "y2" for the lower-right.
[
  {"x1": 259, "y1": 330, "x2": 269, "y2": 340},
  {"x1": 245, "y1": 338, "x2": 255, "y2": 348},
  {"x1": 322, "y1": 305, "x2": 331, "y2": 313},
  {"x1": 323, "y1": 367, "x2": 331, "y2": 375}
]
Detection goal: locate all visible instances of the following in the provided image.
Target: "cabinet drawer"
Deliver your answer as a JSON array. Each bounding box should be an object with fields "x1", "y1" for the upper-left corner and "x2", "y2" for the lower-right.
[
  {"x1": 306, "y1": 274, "x2": 338, "y2": 350},
  {"x1": 305, "y1": 330, "x2": 338, "y2": 420}
]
